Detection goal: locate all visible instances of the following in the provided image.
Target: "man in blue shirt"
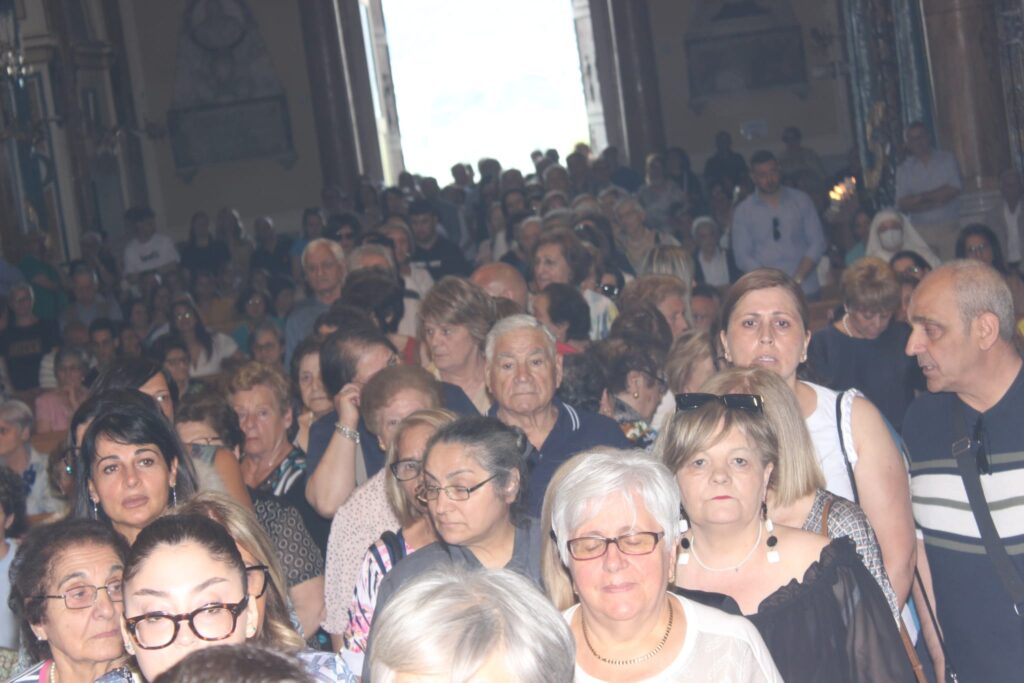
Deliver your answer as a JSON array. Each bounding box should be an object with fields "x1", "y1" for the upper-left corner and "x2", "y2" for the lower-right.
[
  {"x1": 902, "y1": 260, "x2": 1024, "y2": 681},
  {"x1": 484, "y1": 314, "x2": 630, "y2": 516},
  {"x1": 284, "y1": 238, "x2": 345, "y2": 364},
  {"x1": 731, "y1": 150, "x2": 827, "y2": 298}
]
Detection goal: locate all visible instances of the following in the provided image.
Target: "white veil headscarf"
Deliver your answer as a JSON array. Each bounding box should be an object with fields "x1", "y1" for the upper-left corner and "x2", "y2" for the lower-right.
[{"x1": 864, "y1": 208, "x2": 941, "y2": 267}]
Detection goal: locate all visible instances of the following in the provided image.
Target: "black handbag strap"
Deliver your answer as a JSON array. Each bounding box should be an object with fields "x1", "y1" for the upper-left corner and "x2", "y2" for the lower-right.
[
  {"x1": 951, "y1": 400, "x2": 1024, "y2": 617},
  {"x1": 834, "y1": 390, "x2": 860, "y2": 503}
]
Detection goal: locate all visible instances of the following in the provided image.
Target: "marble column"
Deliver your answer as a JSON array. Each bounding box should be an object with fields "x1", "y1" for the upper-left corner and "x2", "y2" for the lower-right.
[
  {"x1": 299, "y1": 0, "x2": 361, "y2": 199},
  {"x1": 922, "y1": 0, "x2": 1010, "y2": 222}
]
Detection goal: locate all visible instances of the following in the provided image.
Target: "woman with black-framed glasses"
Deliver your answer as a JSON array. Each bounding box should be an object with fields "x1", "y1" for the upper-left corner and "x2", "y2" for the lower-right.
[
  {"x1": 176, "y1": 492, "x2": 322, "y2": 651},
  {"x1": 542, "y1": 448, "x2": 780, "y2": 681},
  {"x1": 7, "y1": 518, "x2": 134, "y2": 683},
  {"x1": 117, "y1": 514, "x2": 354, "y2": 682},
  {"x1": 359, "y1": 416, "x2": 543, "y2": 682}
]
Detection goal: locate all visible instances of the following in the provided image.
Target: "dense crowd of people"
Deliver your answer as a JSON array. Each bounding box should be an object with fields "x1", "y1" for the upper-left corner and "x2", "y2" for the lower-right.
[{"x1": 0, "y1": 123, "x2": 1020, "y2": 681}]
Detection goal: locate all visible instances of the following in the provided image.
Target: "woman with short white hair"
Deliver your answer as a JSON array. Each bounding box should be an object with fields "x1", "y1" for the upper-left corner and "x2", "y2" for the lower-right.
[
  {"x1": 546, "y1": 448, "x2": 781, "y2": 682},
  {"x1": 368, "y1": 567, "x2": 574, "y2": 683}
]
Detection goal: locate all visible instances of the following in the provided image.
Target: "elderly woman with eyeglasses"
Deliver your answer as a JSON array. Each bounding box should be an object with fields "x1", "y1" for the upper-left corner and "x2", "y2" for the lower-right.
[
  {"x1": 116, "y1": 514, "x2": 354, "y2": 682},
  {"x1": 656, "y1": 392, "x2": 915, "y2": 683},
  {"x1": 7, "y1": 518, "x2": 134, "y2": 683},
  {"x1": 360, "y1": 416, "x2": 542, "y2": 682},
  {"x1": 544, "y1": 448, "x2": 780, "y2": 682},
  {"x1": 338, "y1": 409, "x2": 454, "y2": 672}
]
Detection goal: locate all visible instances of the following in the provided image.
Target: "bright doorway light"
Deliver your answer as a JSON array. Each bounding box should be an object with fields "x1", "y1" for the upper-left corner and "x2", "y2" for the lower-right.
[{"x1": 382, "y1": 0, "x2": 590, "y2": 181}]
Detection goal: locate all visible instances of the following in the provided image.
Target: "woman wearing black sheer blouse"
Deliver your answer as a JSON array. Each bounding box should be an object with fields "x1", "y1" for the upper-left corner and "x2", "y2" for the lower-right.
[{"x1": 656, "y1": 394, "x2": 915, "y2": 683}]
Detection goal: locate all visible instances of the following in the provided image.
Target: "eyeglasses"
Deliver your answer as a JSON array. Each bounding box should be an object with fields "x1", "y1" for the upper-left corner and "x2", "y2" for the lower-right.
[
  {"x1": 675, "y1": 393, "x2": 764, "y2": 413},
  {"x1": 35, "y1": 580, "x2": 123, "y2": 609},
  {"x1": 417, "y1": 474, "x2": 498, "y2": 503},
  {"x1": 966, "y1": 243, "x2": 991, "y2": 256},
  {"x1": 245, "y1": 565, "x2": 270, "y2": 599},
  {"x1": 175, "y1": 311, "x2": 194, "y2": 321},
  {"x1": 771, "y1": 217, "x2": 781, "y2": 241},
  {"x1": 124, "y1": 595, "x2": 249, "y2": 650},
  {"x1": 600, "y1": 283, "x2": 620, "y2": 299},
  {"x1": 567, "y1": 531, "x2": 664, "y2": 561},
  {"x1": 189, "y1": 436, "x2": 224, "y2": 447},
  {"x1": 389, "y1": 459, "x2": 423, "y2": 481}
]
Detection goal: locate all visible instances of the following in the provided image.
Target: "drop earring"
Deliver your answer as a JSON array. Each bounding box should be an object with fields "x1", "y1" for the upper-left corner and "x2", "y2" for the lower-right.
[
  {"x1": 678, "y1": 512, "x2": 691, "y2": 565},
  {"x1": 91, "y1": 499, "x2": 99, "y2": 518},
  {"x1": 762, "y1": 500, "x2": 779, "y2": 563},
  {"x1": 170, "y1": 485, "x2": 177, "y2": 507}
]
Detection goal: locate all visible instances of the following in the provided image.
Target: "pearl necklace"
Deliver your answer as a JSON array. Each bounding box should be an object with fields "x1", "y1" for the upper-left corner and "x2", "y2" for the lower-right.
[
  {"x1": 581, "y1": 598, "x2": 674, "y2": 666},
  {"x1": 841, "y1": 314, "x2": 855, "y2": 338},
  {"x1": 690, "y1": 522, "x2": 763, "y2": 572}
]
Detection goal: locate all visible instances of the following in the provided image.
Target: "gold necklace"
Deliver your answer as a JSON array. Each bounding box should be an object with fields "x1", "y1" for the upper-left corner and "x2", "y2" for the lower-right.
[{"x1": 581, "y1": 597, "x2": 674, "y2": 666}]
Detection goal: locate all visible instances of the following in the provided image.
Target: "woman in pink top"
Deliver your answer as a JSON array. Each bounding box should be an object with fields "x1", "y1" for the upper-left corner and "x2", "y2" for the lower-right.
[{"x1": 34, "y1": 347, "x2": 89, "y2": 434}]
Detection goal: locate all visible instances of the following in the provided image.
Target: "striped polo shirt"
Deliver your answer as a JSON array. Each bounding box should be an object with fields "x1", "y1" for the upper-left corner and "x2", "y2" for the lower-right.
[{"x1": 902, "y1": 365, "x2": 1024, "y2": 681}]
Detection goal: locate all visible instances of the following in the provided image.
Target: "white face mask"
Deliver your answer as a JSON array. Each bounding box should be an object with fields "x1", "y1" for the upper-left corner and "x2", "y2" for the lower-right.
[{"x1": 879, "y1": 228, "x2": 904, "y2": 251}]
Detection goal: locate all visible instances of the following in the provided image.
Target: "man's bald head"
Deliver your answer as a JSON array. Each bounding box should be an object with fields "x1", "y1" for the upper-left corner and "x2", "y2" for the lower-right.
[{"x1": 471, "y1": 262, "x2": 529, "y2": 309}]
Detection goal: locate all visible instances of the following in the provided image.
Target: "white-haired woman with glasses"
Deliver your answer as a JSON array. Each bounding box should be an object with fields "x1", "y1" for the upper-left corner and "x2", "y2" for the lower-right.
[
  {"x1": 368, "y1": 567, "x2": 574, "y2": 683},
  {"x1": 117, "y1": 514, "x2": 354, "y2": 682},
  {"x1": 545, "y1": 448, "x2": 780, "y2": 682},
  {"x1": 338, "y1": 409, "x2": 453, "y2": 673},
  {"x1": 360, "y1": 416, "x2": 542, "y2": 682},
  {"x1": 656, "y1": 393, "x2": 915, "y2": 683}
]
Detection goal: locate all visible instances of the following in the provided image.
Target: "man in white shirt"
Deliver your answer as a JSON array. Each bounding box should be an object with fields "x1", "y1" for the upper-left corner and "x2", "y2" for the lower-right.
[
  {"x1": 990, "y1": 168, "x2": 1024, "y2": 272},
  {"x1": 895, "y1": 121, "x2": 963, "y2": 259},
  {"x1": 122, "y1": 206, "x2": 180, "y2": 285}
]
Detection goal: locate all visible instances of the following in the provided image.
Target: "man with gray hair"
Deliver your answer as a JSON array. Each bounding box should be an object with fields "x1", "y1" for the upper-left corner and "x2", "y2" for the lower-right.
[
  {"x1": 902, "y1": 260, "x2": 1024, "y2": 680},
  {"x1": 484, "y1": 314, "x2": 629, "y2": 515},
  {"x1": 284, "y1": 238, "x2": 346, "y2": 363}
]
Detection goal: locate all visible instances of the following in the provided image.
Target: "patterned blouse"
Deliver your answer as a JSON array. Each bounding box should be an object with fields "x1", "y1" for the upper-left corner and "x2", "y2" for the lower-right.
[
  {"x1": 340, "y1": 530, "x2": 418, "y2": 673},
  {"x1": 800, "y1": 488, "x2": 900, "y2": 620}
]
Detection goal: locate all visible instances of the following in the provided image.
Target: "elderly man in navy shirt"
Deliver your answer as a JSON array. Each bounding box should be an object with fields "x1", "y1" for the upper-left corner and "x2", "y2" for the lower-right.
[
  {"x1": 484, "y1": 314, "x2": 630, "y2": 515},
  {"x1": 731, "y1": 150, "x2": 827, "y2": 298}
]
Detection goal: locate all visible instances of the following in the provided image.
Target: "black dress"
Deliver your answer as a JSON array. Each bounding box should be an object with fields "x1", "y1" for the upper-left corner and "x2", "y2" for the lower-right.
[
  {"x1": 675, "y1": 538, "x2": 915, "y2": 683},
  {"x1": 806, "y1": 321, "x2": 923, "y2": 430}
]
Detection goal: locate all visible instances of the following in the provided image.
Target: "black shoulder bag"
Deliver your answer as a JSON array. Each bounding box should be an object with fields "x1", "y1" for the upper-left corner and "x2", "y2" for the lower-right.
[{"x1": 951, "y1": 402, "x2": 1024, "y2": 617}]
